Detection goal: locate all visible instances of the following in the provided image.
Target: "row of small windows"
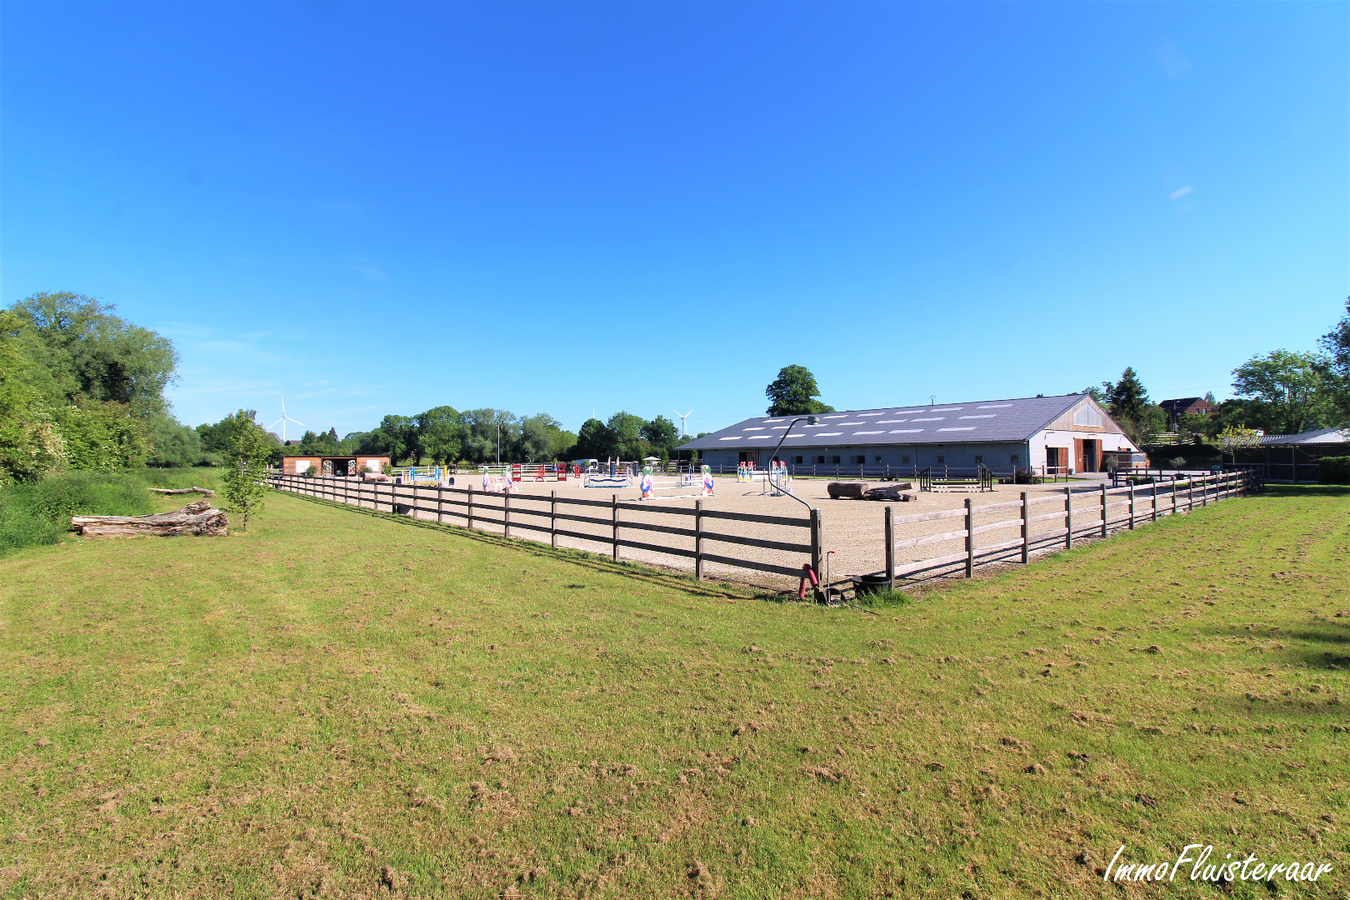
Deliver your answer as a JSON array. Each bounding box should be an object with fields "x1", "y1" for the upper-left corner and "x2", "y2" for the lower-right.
[{"x1": 783, "y1": 453, "x2": 1021, "y2": 465}]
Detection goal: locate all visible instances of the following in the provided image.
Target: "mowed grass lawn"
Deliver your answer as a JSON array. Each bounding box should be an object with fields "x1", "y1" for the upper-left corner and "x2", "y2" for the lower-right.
[{"x1": 1, "y1": 486, "x2": 1347, "y2": 899}]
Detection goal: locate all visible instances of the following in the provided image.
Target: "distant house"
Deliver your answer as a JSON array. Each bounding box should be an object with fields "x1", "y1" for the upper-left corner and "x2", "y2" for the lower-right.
[
  {"x1": 281, "y1": 455, "x2": 390, "y2": 478},
  {"x1": 1159, "y1": 397, "x2": 1214, "y2": 428}
]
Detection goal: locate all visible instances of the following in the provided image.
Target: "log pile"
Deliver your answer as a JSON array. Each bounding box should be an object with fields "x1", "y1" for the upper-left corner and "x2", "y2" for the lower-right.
[
  {"x1": 828, "y1": 481, "x2": 915, "y2": 500},
  {"x1": 71, "y1": 499, "x2": 229, "y2": 537},
  {"x1": 148, "y1": 486, "x2": 215, "y2": 497},
  {"x1": 862, "y1": 486, "x2": 916, "y2": 502}
]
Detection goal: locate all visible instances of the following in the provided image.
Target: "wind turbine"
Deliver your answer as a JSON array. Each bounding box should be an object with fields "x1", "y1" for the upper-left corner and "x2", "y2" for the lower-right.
[
  {"x1": 269, "y1": 398, "x2": 306, "y2": 444},
  {"x1": 675, "y1": 409, "x2": 693, "y2": 437}
]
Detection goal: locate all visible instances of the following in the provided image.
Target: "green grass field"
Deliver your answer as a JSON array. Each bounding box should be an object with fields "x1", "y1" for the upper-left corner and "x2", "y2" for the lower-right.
[{"x1": 1, "y1": 484, "x2": 1346, "y2": 898}]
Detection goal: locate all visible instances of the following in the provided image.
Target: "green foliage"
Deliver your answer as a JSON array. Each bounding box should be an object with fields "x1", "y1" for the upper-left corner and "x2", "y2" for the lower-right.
[
  {"x1": 8, "y1": 291, "x2": 178, "y2": 416},
  {"x1": 50, "y1": 402, "x2": 147, "y2": 471},
  {"x1": 1096, "y1": 367, "x2": 1165, "y2": 444},
  {"x1": 606, "y1": 411, "x2": 646, "y2": 459},
  {"x1": 1106, "y1": 367, "x2": 1150, "y2": 421},
  {"x1": 0, "y1": 470, "x2": 154, "y2": 556},
  {"x1": 574, "y1": 418, "x2": 615, "y2": 460},
  {"x1": 0, "y1": 311, "x2": 66, "y2": 485},
  {"x1": 146, "y1": 414, "x2": 210, "y2": 468},
  {"x1": 640, "y1": 415, "x2": 680, "y2": 451},
  {"x1": 518, "y1": 413, "x2": 568, "y2": 462},
  {"x1": 457, "y1": 409, "x2": 519, "y2": 465},
  {"x1": 1231, "y1": 349, "x2": 1334, "y2": 435},
  {"x1": 1319, "y1": 298, "x2": 1350, "y2": 424},
  {"x1": 220, "y1": 410, "x2": 272, "y2": 531},
  {"x1": 415, "y1": 406, "x2": 462, "y2": 465},
  {"x1": 1318, "y1": 455, "x2": 1350, "y2": 485},
  {"x1": 766, "y1": 364, "x2": 833, "y2": 416},
  {"x1": 296, "y1": 429, "x2": 339, "y2": 457}
]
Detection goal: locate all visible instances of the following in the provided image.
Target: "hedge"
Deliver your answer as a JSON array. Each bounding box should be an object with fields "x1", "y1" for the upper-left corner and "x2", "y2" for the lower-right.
[{"x1": 1320, "y1": 456, "x2": 1350, "y2": 485}]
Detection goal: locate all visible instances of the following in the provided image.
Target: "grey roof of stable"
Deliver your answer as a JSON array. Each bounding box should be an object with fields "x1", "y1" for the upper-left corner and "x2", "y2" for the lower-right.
[
  {"x1": 677, "y1": 393, "x2": 1092, "y2": 452},
  {"x1": 1257, "y1": 427, "x2": 1350, "y2": 446}
]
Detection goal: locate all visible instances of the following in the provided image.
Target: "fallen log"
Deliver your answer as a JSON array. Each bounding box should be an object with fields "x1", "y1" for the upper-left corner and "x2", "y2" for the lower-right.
[
  {"x1": 72, "y1": 500, "x2": 228, "y2": 537},
  {"x1": 827, "y1": 482, "x2": 870, "y2": 500},
  {"x1": 148, "y1": 486, "x2": 215, "y2": 497},
  {"x1": 863, "y1": 486, "x2": 916, "y2": 502}
]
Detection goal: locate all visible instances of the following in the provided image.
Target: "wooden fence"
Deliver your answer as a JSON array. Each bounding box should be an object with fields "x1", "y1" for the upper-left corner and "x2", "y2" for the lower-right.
[
  {"x1": 882, "y1": 469, "x2": 1260, "y2": 586},
  {"x1": 267, "y1": 474, "x2": 820, "y2": 584}
]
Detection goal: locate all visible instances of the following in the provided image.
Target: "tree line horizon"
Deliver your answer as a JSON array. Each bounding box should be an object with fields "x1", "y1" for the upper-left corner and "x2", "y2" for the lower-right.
[{"x1": 2, "y1": 291, "x2": 1348, "y2": 483}]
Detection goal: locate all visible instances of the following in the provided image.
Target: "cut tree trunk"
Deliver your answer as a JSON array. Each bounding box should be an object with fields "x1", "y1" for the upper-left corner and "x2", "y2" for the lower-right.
[
  {"x1": 827, "y1": 482, "x2": 871, "y2": 500},
  {"x1": 72, "y1": 500, "x2": 229, "y2": 537},
  {"x1": 148, "y1": 486, "x2": 215, "y2": 497}
]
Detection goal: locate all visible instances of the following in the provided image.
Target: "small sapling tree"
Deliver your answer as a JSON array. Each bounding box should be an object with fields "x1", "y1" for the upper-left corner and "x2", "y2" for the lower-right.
[{"x1": 222, "y1": 409, "x2": 272, "y2": 531}]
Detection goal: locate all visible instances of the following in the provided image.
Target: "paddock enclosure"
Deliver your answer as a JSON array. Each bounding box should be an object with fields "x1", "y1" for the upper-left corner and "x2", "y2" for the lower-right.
[{"x1": 268, "y1": 468, "x2": 1259, "y2": 591}]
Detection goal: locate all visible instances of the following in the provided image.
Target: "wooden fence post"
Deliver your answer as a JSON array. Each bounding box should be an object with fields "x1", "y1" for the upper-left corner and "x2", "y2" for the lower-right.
[
  {"x1": 1151, "y1": 481, "x2": 1158, "y2": 523},
  {"x1": 550, "y1": 490, "x2": 557, "y2": 549},
  {"x1": 1099, "y1": 484, "x2": 1108, "y2": 537},
  {"x1": 1202, "y1": 474, "x2": 1209, "y2": 507},
  {"x1": 1064, "y1": 487, "x2": 1073, "y2": 549},
  {"x1": 1187, "y1": 478, "x2": 1194, "y2": 511},
  {"x1": 1021, "y1": 491, "x2": 1030, "y2": 564},
  {"x1": 1171, "y1": 475, "x2": 1178, "y2": 516},
  {"x1": 884, "y1": 506, "x2": 895, "y2": 591},
  {"x1": 1128, "y1": 483, "x2": 1136, "y2": 530},
  {"x1": 504, "y1": 491, "x2": 511, "y2": 539},
  {"x1": 468, "y1": 484, "x2": 475, "y2": 530},
  {"x1": 810, "y1": 508, "x2": 822, "y2": 583},
  {"x1": 436, "y1": 484, "x2": 444, "y2": 525},
  {"x1": 611, "y1": 494, "x2": 619, "y2": 561},
  {"x1": 412, "y1": 483, "x2": 419, "y2": 520},
  {"x1": 695, "y1": 500, "x2": 705, "y2": 581},
  {"x1": 964, "y1": 498, "x2": 975, "y2": 578}
]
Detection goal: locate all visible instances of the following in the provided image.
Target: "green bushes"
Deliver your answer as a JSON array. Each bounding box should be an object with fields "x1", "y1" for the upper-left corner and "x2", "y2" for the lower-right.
[
  {"x1": 1320, "y1": 456, "x2": 1350, "y2": 485},
  {"x1": 0, "y1": 471, "x2": 154, "y2": 555}
]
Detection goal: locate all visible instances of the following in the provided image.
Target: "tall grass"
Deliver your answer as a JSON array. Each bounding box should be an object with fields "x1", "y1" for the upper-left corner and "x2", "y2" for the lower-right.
[{"x1": 0, "y1": 471, "x2": 155, "y2": 556}]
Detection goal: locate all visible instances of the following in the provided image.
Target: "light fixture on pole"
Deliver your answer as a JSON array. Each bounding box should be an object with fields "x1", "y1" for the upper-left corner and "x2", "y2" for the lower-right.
[{"x1": 766, "y1": 415, "x2": 817, "y2": 511}]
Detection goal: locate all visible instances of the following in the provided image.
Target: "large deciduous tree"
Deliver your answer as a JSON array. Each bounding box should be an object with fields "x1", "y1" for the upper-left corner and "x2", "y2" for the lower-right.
[
  {"x1": 1321, "y1": 297, "x2": 1350, "y2": 424},
  {"x1": 573, "y1": 418, "x2": 615, "y2": 460},
  {"x1": 1231, "y1": 349, "x2": 1334, "y2": 435},
  {"x1": 640, "y1": 415, "x2": 680, "y2": 451},
  {"x1": 766, "y1": 365, "x2": 834, "y2": 417},
  {"x1": 415, "y1": 406, "x2": 462, "y2": 465}
]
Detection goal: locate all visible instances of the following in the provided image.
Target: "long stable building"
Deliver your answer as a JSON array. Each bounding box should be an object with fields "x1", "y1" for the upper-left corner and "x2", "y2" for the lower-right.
[{"x1": 677, "y1": 393, "x2": 1140, "y2": 475}]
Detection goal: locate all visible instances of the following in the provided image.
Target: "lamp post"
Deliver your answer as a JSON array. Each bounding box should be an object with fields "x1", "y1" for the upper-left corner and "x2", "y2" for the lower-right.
[{"x1": 766, "y1": 415, "x2": 817, "y2": 512}]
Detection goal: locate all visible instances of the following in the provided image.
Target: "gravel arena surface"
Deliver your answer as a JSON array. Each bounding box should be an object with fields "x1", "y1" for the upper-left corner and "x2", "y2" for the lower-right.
[{"x1": 284, "y1": 472, "x2": 1208, "y2": 592}]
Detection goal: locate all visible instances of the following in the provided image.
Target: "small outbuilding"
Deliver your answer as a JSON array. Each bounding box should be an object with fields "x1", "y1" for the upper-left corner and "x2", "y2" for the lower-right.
[
  {"x1": 1235, "y1": 428, "x2": 1349, "y2": 482},
  {"x1": 281, "y1": 455, "x2": 390, "y2": 477}
]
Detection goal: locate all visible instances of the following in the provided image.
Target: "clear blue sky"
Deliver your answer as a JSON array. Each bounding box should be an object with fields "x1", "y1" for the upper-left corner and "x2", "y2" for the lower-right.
[{"x1": 3, "y1": 2, "x2": 1346, "y2": 437}]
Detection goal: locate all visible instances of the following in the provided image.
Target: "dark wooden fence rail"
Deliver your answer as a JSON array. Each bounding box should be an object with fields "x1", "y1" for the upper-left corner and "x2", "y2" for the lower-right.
[
  {"x1": 267, "y1": 474, "x2": 817, "y2": 584},
  {"x1": 882, "y1": 469, "x2": 1258, "y2": 586}
]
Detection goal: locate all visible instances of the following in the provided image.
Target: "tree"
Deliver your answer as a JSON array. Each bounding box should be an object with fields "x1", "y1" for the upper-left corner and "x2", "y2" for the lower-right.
[
  {"x1": 766, "y1": 365, "x2": 834, "y2": 416},
  {"x1": 146, "y1": 414, "x2": 205, "y2": 467},
  {"x1": 1231, "y1": 350, "x2": 1334, "y2": 435},
  {"x1": 415, "y1": 406, "x2": 462, "y2": 465},
  {"x1": 640, "y1": 415, "x2": 680, "y2": 451},
  {"x1": 0, "y1": 310, "x2": 64, "y2": 484},
  {"x1": 458, "y1": 409, "x2": 520, "y2": 464},
  {"x1": 221, "y1": 410, "x2": 272, "y2": 531},
  {"x1": 8, "y1": 291, "x2": 178, "y2": 415},
  {"x1": 1106, "y1": 367, "x2": 1150, "y2": 422},
  {"x1": 573, "y1": 418, "x2": 615, "y2": 459},
  {"x1": 1216, "y1": 426, "x2": 1263, "y2": 467},
  {"x1": 297, "y1": 429, "x2": 339, "y2": 456},
  {"x1": 606, "y1": 411, "x2": 646, "y2": 459},
  {"x1": 519, "y1": 413, "x2": 569, "y2": 462},
  {"x1": 361, "y1": 414, "x2": 419, "y2": 464},
  {"x1": 1320, "y1": 297, "x2": 1350, "y2": 424}
]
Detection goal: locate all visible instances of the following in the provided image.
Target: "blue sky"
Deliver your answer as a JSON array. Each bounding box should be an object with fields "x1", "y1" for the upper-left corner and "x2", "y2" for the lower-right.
[{"x1": 3, "y1": 2, "x2": 1345, "y2": 437}]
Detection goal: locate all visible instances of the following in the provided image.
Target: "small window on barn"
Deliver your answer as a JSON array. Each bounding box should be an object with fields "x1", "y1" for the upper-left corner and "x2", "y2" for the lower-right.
[
  {"x1": 901, "y1": 455, "x2": 910, "y2": 464},
  {"x1": 1072, "y1": 405, "x2": 1103, "y2": 428},
  {"x1": 936, "y1": 455, "x2": 945, "y2": 464},
  {"x1": 974, "y1": 455, "x2": 983, "y2": 464},
  {"x1": 874, "y1": 456, "x2": 882, "y2": 464},
  {"x1": 1010, "y1": 454, "x2": 1019, "y2": 464},
  {"x1": 831, "y1": 455, "x2": 841, "y2": 464},
  {"x1": 794, "y1": 456, "x2": 803, "y2": 464},
  {"x1": 853, "y1": 455, "x2": 866, "y2": 465},
  {"x1": 815, "y1": 455, "x2": 825, "y2": 464}
]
